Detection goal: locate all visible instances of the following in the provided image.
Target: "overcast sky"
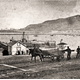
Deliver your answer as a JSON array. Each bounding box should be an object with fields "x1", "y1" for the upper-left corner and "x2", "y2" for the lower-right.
[{"x1": 0, "y1": 0, "x2": 80, "y2": 29}]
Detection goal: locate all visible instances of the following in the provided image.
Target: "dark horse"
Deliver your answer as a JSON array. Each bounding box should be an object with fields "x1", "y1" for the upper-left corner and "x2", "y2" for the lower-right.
[{"x1": 29, "y1": 49, "x2": 44, "y2": 62}]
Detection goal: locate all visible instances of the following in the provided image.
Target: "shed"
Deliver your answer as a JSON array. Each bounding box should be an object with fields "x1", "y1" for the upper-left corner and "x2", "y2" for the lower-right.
[
  {"x1": 8, "y1": 41, "x2": 29, "y2": 55},
  {"x1": 57, "y1": 42, "x2": 68, "y2": 50}
]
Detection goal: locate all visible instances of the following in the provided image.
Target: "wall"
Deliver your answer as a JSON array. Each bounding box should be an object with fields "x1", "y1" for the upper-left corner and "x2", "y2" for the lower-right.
[{"x1": 12, "y1": 42, "x2": 29, "y2": 55}]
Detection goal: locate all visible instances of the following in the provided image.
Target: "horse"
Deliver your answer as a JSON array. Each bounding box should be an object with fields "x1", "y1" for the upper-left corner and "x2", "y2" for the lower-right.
[{"x1": 29, "y1": 49, "x2": 44, "y2": 62}]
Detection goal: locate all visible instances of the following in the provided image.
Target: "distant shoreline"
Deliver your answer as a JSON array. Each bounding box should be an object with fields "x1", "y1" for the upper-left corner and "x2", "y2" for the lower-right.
[{"x1": 0, "y1": 33, "x2": 79, "y2": 36}]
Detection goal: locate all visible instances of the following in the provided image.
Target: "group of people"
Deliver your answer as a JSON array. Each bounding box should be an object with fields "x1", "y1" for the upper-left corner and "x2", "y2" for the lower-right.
[{"x1": 64, "y1": 46, "x2": 80, "y2": 60}]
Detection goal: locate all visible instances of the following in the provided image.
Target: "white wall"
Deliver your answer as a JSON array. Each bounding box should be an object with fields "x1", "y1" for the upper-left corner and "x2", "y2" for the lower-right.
[
  {"x1": 12, "y1": 42, "x2": 29, "y2": 55},
  {"x1": 12, "y1": 43, "x2": 17, "y2": 55}
]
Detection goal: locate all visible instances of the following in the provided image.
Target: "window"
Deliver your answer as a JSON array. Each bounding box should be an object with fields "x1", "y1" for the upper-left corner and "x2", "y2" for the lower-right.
[{"x1": 17, "y1": 43, "x2": 20, "y2": 46}]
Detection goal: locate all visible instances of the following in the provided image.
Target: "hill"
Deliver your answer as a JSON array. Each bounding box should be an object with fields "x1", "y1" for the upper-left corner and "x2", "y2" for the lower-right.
[{"x1": 20, "y1": 15, "x2": 80, "y2": 34}]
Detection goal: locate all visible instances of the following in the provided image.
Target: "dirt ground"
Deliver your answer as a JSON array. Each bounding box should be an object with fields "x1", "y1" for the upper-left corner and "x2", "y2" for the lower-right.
[{"x1": 0, "y1": 54, "x2": 80, "y2": 79}]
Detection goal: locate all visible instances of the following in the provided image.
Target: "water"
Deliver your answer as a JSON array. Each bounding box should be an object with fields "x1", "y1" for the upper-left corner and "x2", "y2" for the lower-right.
[{"x1": 0, "y1": 34, "x2": 79, "y2": 49}]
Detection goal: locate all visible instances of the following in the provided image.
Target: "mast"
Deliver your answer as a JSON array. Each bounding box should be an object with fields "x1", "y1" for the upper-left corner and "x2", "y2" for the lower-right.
[{"x1": 22, "y1": 32, "x2": 26, "y2": 42}]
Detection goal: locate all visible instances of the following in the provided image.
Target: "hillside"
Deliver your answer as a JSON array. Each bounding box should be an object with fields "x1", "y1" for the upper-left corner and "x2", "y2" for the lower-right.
[
  {"x1": 20, "y1": 15, "x2": 80, "y2": 34},
  {"x1": 0, "y1": 15, "x2": 80, "y2": 34}
]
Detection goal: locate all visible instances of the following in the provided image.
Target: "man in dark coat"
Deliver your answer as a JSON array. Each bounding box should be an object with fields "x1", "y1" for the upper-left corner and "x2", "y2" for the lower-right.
[
  {"x1": 33, "y1": 45, "x2": 37, "y2": 53},
  {"x1": 34, "y1": 45, "x2": 41, "y2": 54},
  {"x1": 65, "y1": 46, "x2": 72, "y2": 60},
  {"x1": 76, "y1": 46, "x2": 80, "y2": 58}
]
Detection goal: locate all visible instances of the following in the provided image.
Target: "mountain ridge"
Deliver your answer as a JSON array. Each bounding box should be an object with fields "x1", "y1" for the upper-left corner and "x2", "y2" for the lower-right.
[
  {"x1": 19, "y1": 15, "x2": 80, "y2": 34},
  {"x1": 0, "y1": 15, "x2": 80, "y2": 34}
]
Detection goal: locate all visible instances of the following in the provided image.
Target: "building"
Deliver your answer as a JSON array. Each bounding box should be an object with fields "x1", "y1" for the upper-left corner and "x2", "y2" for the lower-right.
[
  {"x1": 48, "y1": 41, "x2": 56, "y2": 48},
  {"x1": 7, "y1": 32, "x2": 34, "y2": 55},
  {"x1": 8, "y1": 41, "x2": 30, "y2": 55}
]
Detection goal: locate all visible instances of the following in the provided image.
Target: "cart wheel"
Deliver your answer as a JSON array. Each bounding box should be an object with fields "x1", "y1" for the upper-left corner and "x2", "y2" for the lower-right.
[{"x1": 51, "y1": 56, "x2": 54, "y2": 61}]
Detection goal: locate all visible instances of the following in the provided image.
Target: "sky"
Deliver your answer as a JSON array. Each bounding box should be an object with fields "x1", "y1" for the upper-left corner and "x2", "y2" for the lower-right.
[{"x1": 0, "y1": 0, "x2": 80, "y2": 29}]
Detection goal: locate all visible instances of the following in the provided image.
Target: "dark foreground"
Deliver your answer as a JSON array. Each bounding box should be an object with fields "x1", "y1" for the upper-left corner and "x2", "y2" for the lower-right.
[{"x1": 0, "y1": 55, "x2": 80, "y2": 79}]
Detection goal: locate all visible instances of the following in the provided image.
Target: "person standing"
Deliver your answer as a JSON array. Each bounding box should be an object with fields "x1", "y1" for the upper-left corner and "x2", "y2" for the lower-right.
[
  {"x1": 33, "y1": 44, "x2": 37, "y2": 54},
  {"x1": 65, "y1": 46, "x2": 72, "y2": 60},
  {"x1": 76, "y1": 46, "x2": 80, "y2": 58}
]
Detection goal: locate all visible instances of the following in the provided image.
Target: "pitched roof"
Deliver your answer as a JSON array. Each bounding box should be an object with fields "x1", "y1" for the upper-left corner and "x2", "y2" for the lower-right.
[
  {"x1": 8, "y1": 40, "x2": 33, "y2": 48},
  {"x1": 22, "y1": 42, "x2": 34, "y2": 47},
  {"x1": 8, "y1": 41, "x2": 17, "y2": 46}
]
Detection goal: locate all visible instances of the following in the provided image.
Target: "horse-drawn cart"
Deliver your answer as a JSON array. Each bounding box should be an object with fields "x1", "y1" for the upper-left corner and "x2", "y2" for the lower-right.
[{"x1": 41, "y1": 48, "x2": 64, "y2": 61}]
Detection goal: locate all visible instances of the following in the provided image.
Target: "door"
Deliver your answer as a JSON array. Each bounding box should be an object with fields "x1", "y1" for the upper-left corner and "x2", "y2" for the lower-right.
[{"x1": 16, "y1": 47, "x2": 21, "y2": 55}]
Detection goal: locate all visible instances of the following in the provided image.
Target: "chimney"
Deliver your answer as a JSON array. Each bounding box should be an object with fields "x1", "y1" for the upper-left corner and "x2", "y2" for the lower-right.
[
  {"x1": 10, "y1": 37, "x2": 14, "y2": 42},
  {"x1": 22, "y1": 32, "x2": 26, "y2": 42}
]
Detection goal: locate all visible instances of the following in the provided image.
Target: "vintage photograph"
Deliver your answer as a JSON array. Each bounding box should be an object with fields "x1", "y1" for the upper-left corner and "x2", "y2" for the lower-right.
[{"x1": 0, "y1": 0, "x2": 80, "y2": 79}]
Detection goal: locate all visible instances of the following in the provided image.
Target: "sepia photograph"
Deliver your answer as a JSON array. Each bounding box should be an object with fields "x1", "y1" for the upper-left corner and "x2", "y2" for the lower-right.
[{"x1": 0, "y1": 0, "x2": 80, "y2": 79}]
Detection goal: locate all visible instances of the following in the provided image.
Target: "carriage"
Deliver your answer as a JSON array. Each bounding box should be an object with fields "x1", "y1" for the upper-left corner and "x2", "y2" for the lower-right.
[
  {"x1": 41, "y1": 48, "x2": 65, "y2": 61},
  {"x1": 40, "y1": 42, "x2": 69, "y2": 61},
  {"x1": 29, "y1": 42, "x2": 68, "y2": 62}
]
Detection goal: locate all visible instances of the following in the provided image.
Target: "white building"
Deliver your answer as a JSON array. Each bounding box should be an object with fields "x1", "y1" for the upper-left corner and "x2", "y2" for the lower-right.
[{"x1": 8, "y1": 41, "x2": 29, "y2": 55}]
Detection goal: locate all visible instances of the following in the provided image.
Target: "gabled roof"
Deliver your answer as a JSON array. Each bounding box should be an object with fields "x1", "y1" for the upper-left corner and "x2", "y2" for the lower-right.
[
  {"x1": 8, "y1": 41, "x2": 17, "y2": 46},
  {"x1": 8, "y1": 40, "x2": 33, "y2": 48},
  {"x1": 22, "y1": 42, "x2": 34, "y2": 47},
  {"x1": 17, "y1": 41, "x2": 28, "y2": 47}
]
